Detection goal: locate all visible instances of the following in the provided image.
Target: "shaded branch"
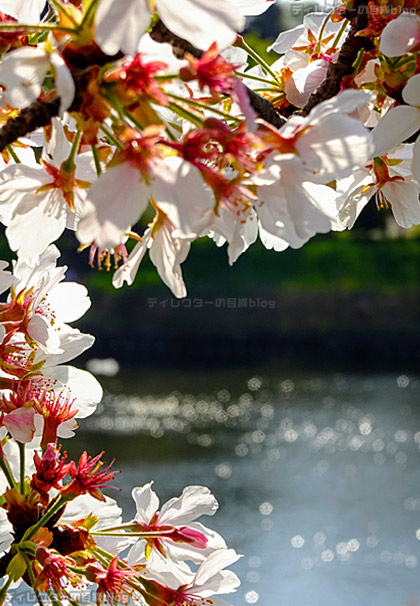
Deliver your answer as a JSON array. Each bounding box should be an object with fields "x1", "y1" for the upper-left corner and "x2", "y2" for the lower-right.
[
  {"x1": 150, "y1": 19, "x2": 285, "y2": 129},
  {"x1": 300, "y1": 1, "x2": 373, "y2": 116},
  {"x1": 0, "y1": 98, "x2": 60, "y2": 152}
]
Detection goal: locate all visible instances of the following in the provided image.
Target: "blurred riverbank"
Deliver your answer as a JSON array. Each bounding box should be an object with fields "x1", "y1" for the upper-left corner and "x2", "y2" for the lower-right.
[{"x1": 66, "y1": 235, "x2": 420, "y2": 371}]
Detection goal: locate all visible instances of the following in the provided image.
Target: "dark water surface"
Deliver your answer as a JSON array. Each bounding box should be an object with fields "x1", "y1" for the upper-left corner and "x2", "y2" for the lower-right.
[{"x1": 74, "y1": 367, "x2": 420, "y2": 606}]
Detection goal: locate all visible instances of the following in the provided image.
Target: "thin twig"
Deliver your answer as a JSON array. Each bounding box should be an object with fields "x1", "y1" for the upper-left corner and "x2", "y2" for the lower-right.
[{"x1": 150, "y1": 19, "x2": 285, "y2": 129}]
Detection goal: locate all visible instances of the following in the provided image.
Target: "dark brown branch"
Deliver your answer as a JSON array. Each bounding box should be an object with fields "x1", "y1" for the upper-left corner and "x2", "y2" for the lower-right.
[
  {"x1": 0, "y1": 39, "x2": 124, "y2": 152},
  {"x1": 300, "y1": 0, "x2": 373, "y2": 116},
  {"x1": 150, "y1": 19, "x2": 285, "y2": 129},
  {"x1": 0, "y1": 98, "x2": 60, "y2": 153}
]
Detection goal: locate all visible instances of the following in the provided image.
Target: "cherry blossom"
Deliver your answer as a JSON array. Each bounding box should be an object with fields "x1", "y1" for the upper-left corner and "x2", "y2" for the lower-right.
[
  {"x1": 94, "y1": 0, "x2": 245, "y2": 56},
  {"x1": 0, "y1": 0, "x2": 46, "y2": 23},
  {"x1": 140, "y1": 548, "x2": 241, "y2": 606},
  {"x1": 0, "y1": 42, "x2": 75, "y2": 114},
  {"x1": 0, "y1": 119, "x2": 95, "y2": 260},
  {"x1": 379, "y1": 12, "x2": 420, "y2": 57},
  {"x1": 372, "y1": 74, "x2": 420, "y2": 183},
  {"x1": 337, "y1": 145, "x2": 420, "y2": 229},
  {"x1": 127, "y1": 483, "x2": 227, "y2": 575},
  {"x1": 61, "y1": 450, "x2": 116, "y2": 502},
  {"x1": 11, "y1": 245, "x2": 92, "y2": 355},
  {"x1": 0, "y1": 1, "x2": 418, "y2": 603},
  {"x1": 254, "y1": 154, "x2": 341, "y2": 251}
]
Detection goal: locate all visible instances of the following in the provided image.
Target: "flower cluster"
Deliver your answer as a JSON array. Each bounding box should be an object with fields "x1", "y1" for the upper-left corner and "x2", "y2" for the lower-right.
[
  {"x1": 0, "y1": 247, "x2": 241, "y2": 605},
  {"x1": 0, "y1": 0, "x2": 416, "y2": 300},
  {"x1": 0, "y1": 0, "x2": 417, "y2": 602}
]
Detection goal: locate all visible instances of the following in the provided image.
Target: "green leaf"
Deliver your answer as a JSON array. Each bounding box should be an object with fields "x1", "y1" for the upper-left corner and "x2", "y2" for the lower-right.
[{"x1": 6, "y1": 553, "x2": 27, "y2": 582}]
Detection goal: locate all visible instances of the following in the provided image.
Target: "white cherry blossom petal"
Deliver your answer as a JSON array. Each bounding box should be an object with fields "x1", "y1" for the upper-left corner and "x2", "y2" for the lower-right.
[
  {"x1": 39, "y1": 328, "x2": 95, "y2": 368},
  {"x1": 64, "y1": 495, "x2": 129, "y2": 555},
  {"x1": 193, "y1": 549, "x2": 241, "y2": 592},
  {"x1": 233, "y1": 0, "x2": 276, "y2": 15},
  {"x1": 28, "y1": 313, "x2": 62, "y2": 354},
  {"x1": 0, "y1": 261, "x2": 13, "y2": 295},
  {"x1": 155, "y1": 0, "x2": 245, "y2": 50},
  {"x1": 112, "y1": 229, "x2": 152, "y2": 288},
  {"x1": 0, "y1": 46, "x2": 49, "y2": 109},
  {"x1": 151, "y1": 157, "x2": 214, "y2": 239},
  {"x1": 285, "y1": 59, "x2": 328, "y2": 108},
  {"x1": 43, "y1": 365, "x2": 103, "y2": 416},
  {"x1": 6, "y1": 189, "x2": 69, "y2": 259},
  {"x1": 4, "y1": 408, "x2": 35, "y2": 443},
  {"x1": 373, "y1": 105, "x2": 420, "y2": 157},
  {"x1": 0, "y1": 0, "x2": 46, "y2": 22},
  {"x1": 128, "y1": 545, "x2": 194, "y2": 587},
  {"x1": 94, "y1": 0, "x2": 150, "y2": 56},
  {"x1": 149, "y1": 223, "x2": 190, "y2": 298},
  {"x1": 46, "y1": 282, "x2": 91, "y2": 324},
  {"x1": 268, "y1": 24, "x2": 305, "y2": 54},
  {"x1": 385, "y1": 179, "x2": 420, "y2": 228},
  {"x1": 380, "y1": 12, "x2": 420, "y2": 57},
  {"x1": 306, "y1": 89, "x2": 374, "y2": 122},
  {"x1": 132, "y1": 483, "x2": 160, "y2": 524},
  {"x1": 0, "y1": 509, "x2": 12, "y2": 555},
  {"x1": 77, "y1": 162, "x2": 149, "y2": 249},
  {"x1": 412, "y1": 135, "x2": 420, "y2": 184},
  {"x1": 296, "y1": 113, "x2": 374, "y2": 181},
  {"x1": 49, "y1": 52, "x2": 75, "y2": 116},
  {"x1": 159, "y1": 486, "x2": 218, "y2": 526},
  {"x1": 402, "y1": 73, "x2": 420, "y2": 106}
]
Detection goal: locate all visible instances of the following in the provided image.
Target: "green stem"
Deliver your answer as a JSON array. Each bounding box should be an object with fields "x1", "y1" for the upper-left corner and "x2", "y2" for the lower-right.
[
  {"x1": 234, "y1": 35, "x2": 278, "y2": 81},
  {"x1": 0, "y1": 455, "x2": 16, "y2": 490},
  {"x1": 6, "y1": 145, "x2": 20, "y2": 163},
  {"x1": 352, "y1": 49, "x2": 365, "y2": 73},
  {"x1": 168, "y1": 102, "x2": 205, "y2": 127},
  {"x1": 49, "y1": 0, "x2": 79, "y2": 27},
  {"x1": 167, "y1": 93, "x2": 241, "y2": 123},
  {"x1": 108, "y1": 89, "x2": 146, "y2": 131},
  {"x1": 108, "y1": 91, "x2": 126, "y2": 122},
  {"x1": 332, "y1": 18, "x2": 349, "y2": 49},
  {"x1": 252, "y1": 87, "x2": 282, "y2": 93},
  {"x1": 79, "y1": 0, "x2": 99, "y2": 30},
  {"x1": 91, "y1": 144, "x2": 102, "y2": 176},
  {"x1": 62, "y1": 129, "x2": 82, "y2": 172},
  {"x1": 22, "y1": 497, "x2": 65, "y2": 542},
  {"x1": 100, "y1": 125, "x2": 124, "y2": 150},
  {"x1": 94, "y1": 545, "x2": 114, "y2": 562},
  {"x1": 20, "y1": 550, "x2": 45, "y2": 606},
  {"x1": 315, "y1": 13, "x2": 332, "y2": 54},
  {"x1": 393, "y1": 54, "x2": 416, "y2": 69},
  {"x1": 121, "y1": 108, "x2": 145, "y2": 131},
  {"x1": 61, "y1": 588, "x2": 81, "y2": 606},
  {"x1": 92, "y1": 530, "x2": 176, "y2": 538},
  {"x1": 0, "y1": 23, "x2": 75, "y2": 33},
  {"x1": 165, "y1": 125, "x2": 177, "y2": 141},
  {"x1": 18, "y1": 442, "x2": 25, "y2": 494},
  {"x1": 0, "y1": 577, "x2": 12, "y2": 605},
  {"x1": 267, "y1": 95, "x2": 284, "y2": 104},
  {"x1": 155, "y1": 74, "x2": 178, "y2": 81},
  {"x1": 235, "y1": 70, "x2": 278, "y2": 85}
]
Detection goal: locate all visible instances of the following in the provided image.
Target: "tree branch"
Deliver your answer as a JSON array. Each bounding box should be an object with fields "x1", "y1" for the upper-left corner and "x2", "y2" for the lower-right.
[
  {"x1": 0, "y1": 98, "x2": 60, "y2": 152},
  {"x1": 300, "y1": 1, "x2": 373, "y2": 116},
  {"x1": 150, "y1": 19, "x2": 285, "y2": 129}
]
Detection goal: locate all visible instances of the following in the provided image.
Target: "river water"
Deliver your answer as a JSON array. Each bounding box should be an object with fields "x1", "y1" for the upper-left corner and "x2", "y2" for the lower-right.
[{"x1": 77, "y1": 367, "x2": 420, "y2": 606}]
